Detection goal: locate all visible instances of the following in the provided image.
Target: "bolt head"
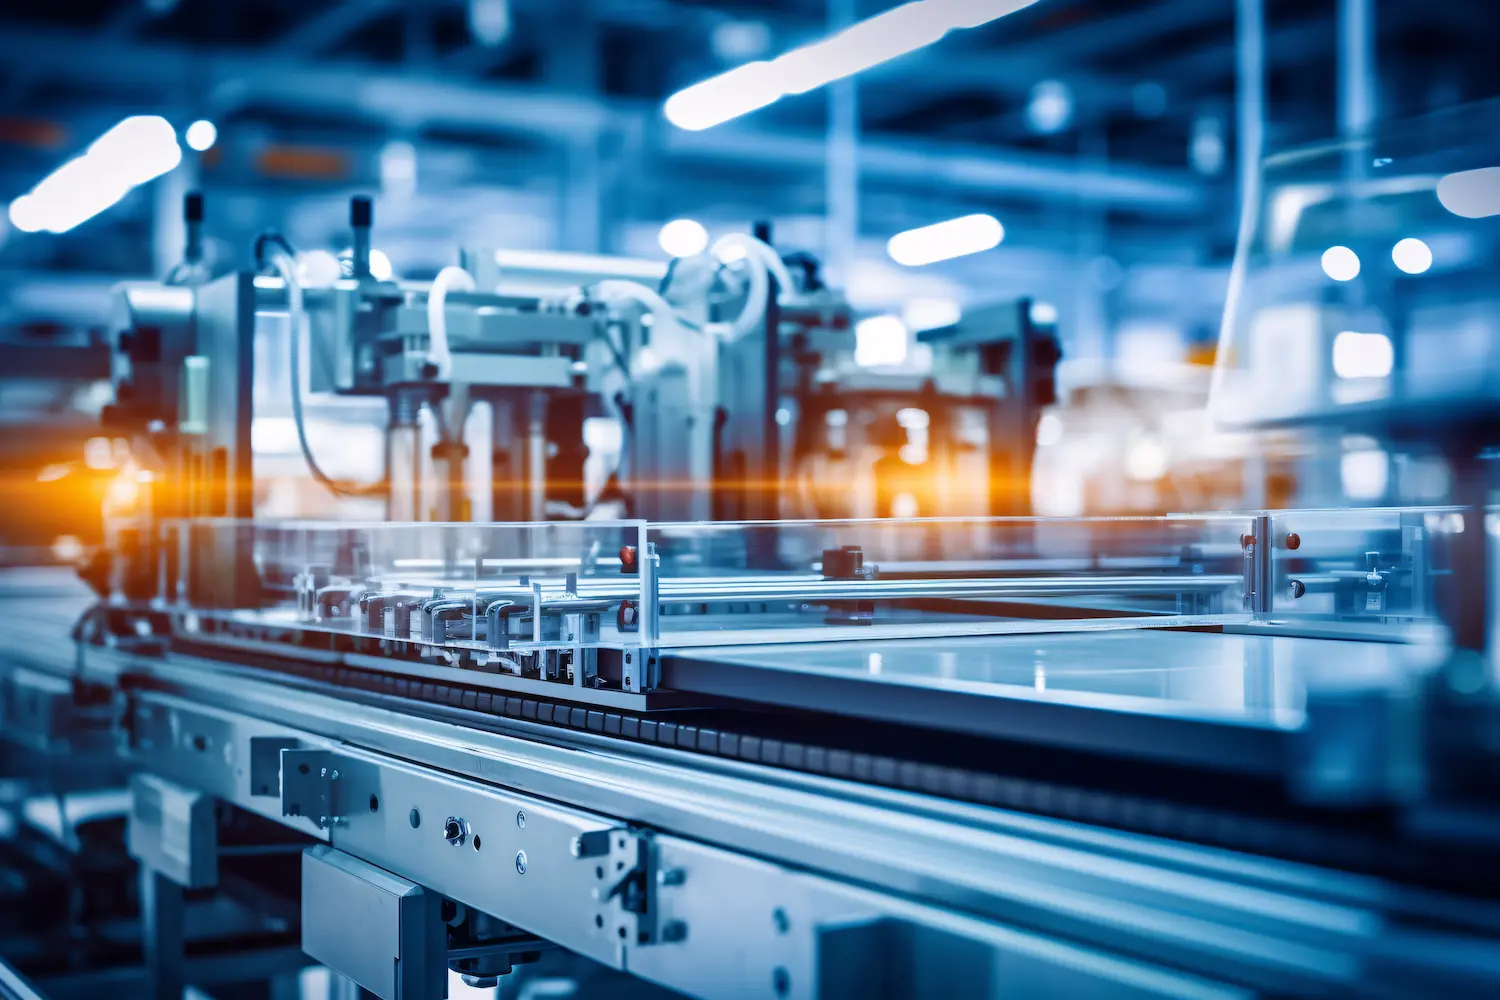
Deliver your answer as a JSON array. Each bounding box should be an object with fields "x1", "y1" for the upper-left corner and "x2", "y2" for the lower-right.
[
  {"x1": 1285, "y1": 532, "x2": 1301, "y2": 551},
  {"x1": 515, "y1": 850, "x2": 528, "y2": 874}
]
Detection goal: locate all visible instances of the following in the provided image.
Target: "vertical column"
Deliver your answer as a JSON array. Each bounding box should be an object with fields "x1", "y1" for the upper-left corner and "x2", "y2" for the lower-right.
[
  {"x1": 824, "y1": 0, "x2": 860, "y2": 287},
  {"x1": 139, "y1": 867, "x2": 186, "y2": 1000}
]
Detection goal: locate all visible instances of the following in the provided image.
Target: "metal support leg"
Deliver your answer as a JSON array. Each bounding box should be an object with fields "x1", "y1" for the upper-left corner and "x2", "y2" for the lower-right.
[{"x1": 140, "y1": 866, "x2": 186, "y2": 1000}]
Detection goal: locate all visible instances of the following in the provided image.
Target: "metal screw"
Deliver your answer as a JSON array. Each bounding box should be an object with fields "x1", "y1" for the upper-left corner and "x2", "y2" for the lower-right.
[
  {"x1": 444, "y1": 817, "x2": 466, "y2": 846},
  {"x1": 772, "y1": 908, "x2": 790, "y2": 934},
  {"x1": 1285, "y1": 532, "x2": 1301, "y2": 551},
  {"x1": 772, "y1": 967, "x2": 791, "y2": 997},
  {"x1": 516, "y1": 810, "x2": 526, "y2": 829},
  {"x1": 1289, "y1": 580, "x2": 1306, "y2": 599},
  {"x1": 515, "y1": 850, "x2": 528, "y2": 874}
]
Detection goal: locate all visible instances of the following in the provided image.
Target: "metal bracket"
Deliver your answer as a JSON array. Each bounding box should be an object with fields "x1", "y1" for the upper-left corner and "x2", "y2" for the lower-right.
[
  {"x1": 280, "y1": 748, "x2": 347, "y2": 829},
  {"x1": 588, "y1": 828, "x2": 661, "y2": 951}
]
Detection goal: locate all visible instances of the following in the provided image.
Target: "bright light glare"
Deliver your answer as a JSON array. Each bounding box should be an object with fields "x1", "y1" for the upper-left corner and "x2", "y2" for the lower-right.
[
  {"x1": 185, "y1": 119, "x2": 217, "y2": 152},
  {"x1": 369, "y1": 249, "x2": 394, "y2": 281},
  {"x1": 1029, "y1": 301, "x2": 1059, "y2": 326},
  {"x1": 664, "y1": 0, "x2": 1040, "y2": 130},
  {"x1": 1035, "y1": 412, "x2": 1064, "y2": 447},
  {"x1": 657, "y1": 218, "x2": 709, "y2": 258},
  {"x1": 902, "y1": 297, "x2": 961, "y2": 331},
  {"x1": 1332, "y1": 331, "x2": 1393, "y2": 380},
  {"x1": 1436, "y1": 166, "x2": 1500, "y2": 219},
  {"x1": 888, "y1": 214, "x2": 1003, "y2": 267},
  {"x1": 1321, "y1": 245, "x2": 1361, "y2": 282},
  {"x1": 1125, "y1": 436, "x2": 1169, "y2": 482},
  {"x1": 9, "y1": 115, "x2": 181, "y2": 235},
  {"x1": 9, "y1": 194, "x2": 44, "y2": 233},
  {"x1": 1026, "y1": 80, "x2": 1073, "y2": 134},
  {"x1": 1341, "y1": 450, "x2": 1389, "y2": 501},
  {"x1": 1391, "y1": 237, "x2": 1432, "y2": 275},
  {"x1": 854, "y1": 314, "x2": 908, "y2": 367}
]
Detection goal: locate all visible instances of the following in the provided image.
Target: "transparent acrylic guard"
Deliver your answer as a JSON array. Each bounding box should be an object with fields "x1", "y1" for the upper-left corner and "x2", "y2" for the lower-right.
[
  {"x1": 1212, "y1": 98, "x2": 1500, "y2": 431},
  {"x1": 163, "y1": 519, "x2": 648, "y2": 653},
  {"x1": 643, "y1": 516, "x2": 1254, "y2": 647}
]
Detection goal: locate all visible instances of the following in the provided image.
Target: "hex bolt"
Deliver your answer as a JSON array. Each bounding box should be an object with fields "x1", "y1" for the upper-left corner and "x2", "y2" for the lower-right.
[
  {"x1": 515, "y1": 850, "x2": 528, "y2": 874},
  {"x1": 443, "y1": 817, "x2": 466, "y2": 846}
]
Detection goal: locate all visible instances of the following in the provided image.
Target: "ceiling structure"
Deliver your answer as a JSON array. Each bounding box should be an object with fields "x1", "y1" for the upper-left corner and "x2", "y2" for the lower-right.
[{"x1": 0, "y1": 0, "x2": 1496, "y2": 359}]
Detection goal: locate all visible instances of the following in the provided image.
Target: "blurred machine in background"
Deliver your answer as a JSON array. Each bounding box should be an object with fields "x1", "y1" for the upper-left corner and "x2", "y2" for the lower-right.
[{"x1": 4, "y1": 1, "x2": 1500, "y2": 998}]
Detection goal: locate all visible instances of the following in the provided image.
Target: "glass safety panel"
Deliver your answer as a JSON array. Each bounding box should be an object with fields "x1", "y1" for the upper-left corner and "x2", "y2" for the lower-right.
[
  {"x1": 162, "y1": 519, "x2": 648, "y2": 659},
  {"x1": 641, "y1": 515, "x2": 1255, "y2": 647}
]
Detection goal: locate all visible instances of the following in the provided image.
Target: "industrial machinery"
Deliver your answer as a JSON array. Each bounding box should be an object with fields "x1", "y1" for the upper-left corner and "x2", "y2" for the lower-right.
[{"x1": 5, "y1": 105, "x2": 1500, "y2": 1000}]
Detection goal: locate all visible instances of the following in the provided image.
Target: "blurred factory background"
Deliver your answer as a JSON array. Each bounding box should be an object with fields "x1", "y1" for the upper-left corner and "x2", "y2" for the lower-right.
[{"x1": 0, "y1": 0, "x2": 1496, "y2": 558}]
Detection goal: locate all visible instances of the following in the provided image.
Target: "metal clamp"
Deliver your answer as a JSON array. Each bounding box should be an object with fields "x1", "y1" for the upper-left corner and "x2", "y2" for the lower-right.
[
  {"x1": 586, "y1": 828, "x2": 661, "y2": 952},
  {"x1": 281, "y1": 748, "x2": 349, "y2": 829}
]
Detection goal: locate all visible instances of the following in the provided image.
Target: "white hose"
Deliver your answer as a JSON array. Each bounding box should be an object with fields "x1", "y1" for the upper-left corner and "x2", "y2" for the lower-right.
[
  {"x1": 427, "y1": 266, "x2": 475, "y2": 380},
  {"x1": 269, "y1": 247, "x2": 385, "y2": 498},
  {"x1": 706, "y1": 233, "x2": 797, "y2": 342}
]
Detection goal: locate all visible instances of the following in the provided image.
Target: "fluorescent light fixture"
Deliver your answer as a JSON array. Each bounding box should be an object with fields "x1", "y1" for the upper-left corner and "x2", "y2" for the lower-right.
[
  {"x1": 888, "y1": 214, "x2": 1004, "y2": 267},
  {"x1": 8, "y1": 115, "x2": 181, "y2": 235},
  {"x1": 185, "y1": 119, "x2": 217, "y2": 152},
  {"x1": 854, "y1": 314, "x2": 909, "y2": 367},
  {"x1": 1436, "y1": 166, "x2": 1500, "y2": 219},
  {"x1": 657, "y1": 218, "x2": 709, "y2": 258},
  {"x1": 1391, "y1": 237, "x2": 1432, "y2": 275},
  {"x1": 665, "y1": 0, "x2": 1041, "y2": 131},
  {"x1": 1320, "y1": 245, "x2": 1360, "y2": 282},
  {"x1": 1331, "y1": 331, "x2": 1393, "y2": 380}
]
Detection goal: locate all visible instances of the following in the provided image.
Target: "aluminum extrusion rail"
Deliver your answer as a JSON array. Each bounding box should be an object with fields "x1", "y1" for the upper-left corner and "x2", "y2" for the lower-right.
[{"x1": 99, "y1": 643, "x2": 1500, "y2": 998}]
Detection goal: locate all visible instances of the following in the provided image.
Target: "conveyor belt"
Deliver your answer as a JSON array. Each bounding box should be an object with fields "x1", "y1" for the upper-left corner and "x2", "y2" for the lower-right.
[{"x1": 144, "y1": 632, "x2": 1499, "y2": 899}]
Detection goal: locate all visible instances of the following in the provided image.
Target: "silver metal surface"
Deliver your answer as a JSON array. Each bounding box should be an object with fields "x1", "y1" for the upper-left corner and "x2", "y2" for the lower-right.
[
  {"x1": 301, "y1": 845, "x2": 447, "y2": 1000},
  {"x1": 127, "y1": 773, "x2": 218, "y2": 890}
]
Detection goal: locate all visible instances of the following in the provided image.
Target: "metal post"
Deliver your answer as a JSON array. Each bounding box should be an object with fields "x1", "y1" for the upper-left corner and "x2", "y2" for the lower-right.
[
  {"x1": 1337, "y1": 0, "x2": 1376, "y2": 140},
  {"x1": 641, "y1": 542, "x2": 660, "y2": 647},
  {"x1": 139, "y1": 868, "x2": 186, "y2": 1000},
  {"x1": 824, "y1": 0, "x2": 859, "y2": 286},
  {"x1": 1250, "y1": 513, "x2": 1274, "y2": 617}
]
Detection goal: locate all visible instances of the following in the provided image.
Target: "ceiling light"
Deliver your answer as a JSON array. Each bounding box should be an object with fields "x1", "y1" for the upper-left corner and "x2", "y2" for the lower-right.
[
  {"x1": 1320, "y1": 245, "x2": 1361, "y2": 282},
  {"x1": 185, "y1": 119, "x2": 217, "y2": 152},
  {"x1": 1391, "y1": 237, "x2": 1432, "y2": 275},
  {"x1": 657, "y1": 218, "x2": 709, "y2": 258},
  {"x1": 10, "y1": 116, "x2": 181, "y2": 235},
  {"x1": 1436, "y1": 166, "x2": 1500, "y2": 219},
  {"x1": 664, "y1": 0, "x2": 1042, "y2": 131},
  {"x1": 888, "y1": 214, "x2": 1004, "y2": 267}
]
